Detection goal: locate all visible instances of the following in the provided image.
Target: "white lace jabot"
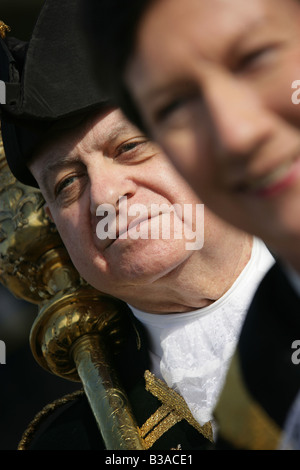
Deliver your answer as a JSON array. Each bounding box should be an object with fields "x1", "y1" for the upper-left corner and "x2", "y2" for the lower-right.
[{"x1": 129, "y1": 238, "x2": 274, "y2": 433}]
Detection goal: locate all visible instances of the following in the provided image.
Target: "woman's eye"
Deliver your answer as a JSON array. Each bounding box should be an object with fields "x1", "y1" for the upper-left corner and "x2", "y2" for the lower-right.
[
  {"x1": 154, "y1": 91, "x2": 200, "y2": 124},
  {"x1": 156, "y1": 98, "x2": 187, "y2": 122},
  {"x1": 236, "y1": 46, "x2": 275, "y2": 73}
]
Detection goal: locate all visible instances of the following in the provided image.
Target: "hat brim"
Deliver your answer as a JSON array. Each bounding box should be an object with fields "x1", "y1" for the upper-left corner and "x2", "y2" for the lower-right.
[{"x1": 0, "y1": 0, "x2": 110, "y2": 187}]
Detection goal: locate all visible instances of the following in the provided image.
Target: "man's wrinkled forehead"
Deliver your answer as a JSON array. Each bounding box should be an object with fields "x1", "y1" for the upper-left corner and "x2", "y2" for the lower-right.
[
  {"x1": 29, "y1": 108, "x2": 142, "y2": 192},
  {"x1": 30, "y1": 107, "x2": 112, "y2": 166}
]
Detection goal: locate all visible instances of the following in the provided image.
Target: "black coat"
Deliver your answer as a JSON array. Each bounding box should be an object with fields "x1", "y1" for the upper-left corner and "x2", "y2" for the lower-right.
[
  {"x1": 215, "y1": 262, "x2": 300, "y2": 450},
  {"x1": 19, "y1": 314, "x2": 214, "y2": 451}
]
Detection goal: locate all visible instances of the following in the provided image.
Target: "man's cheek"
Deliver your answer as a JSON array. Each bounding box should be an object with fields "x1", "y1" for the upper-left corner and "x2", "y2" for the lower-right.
[{"x1": 53, "y1": 218, "x2": 80, "y2": 254}]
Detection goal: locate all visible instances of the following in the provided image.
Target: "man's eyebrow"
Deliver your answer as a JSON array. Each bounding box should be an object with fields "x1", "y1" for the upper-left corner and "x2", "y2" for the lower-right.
[{"x1": 104, "y1": 121, "x2": 140, "y2": 144}]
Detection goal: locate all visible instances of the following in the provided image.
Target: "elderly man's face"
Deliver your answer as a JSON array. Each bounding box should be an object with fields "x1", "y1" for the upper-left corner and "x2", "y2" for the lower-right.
[
  {"x1": 29, "y1": 108, "x2": 245, "y2": 313},
  {"x1": 126, "y1": 0, "x2": 300, "y2": 262}
]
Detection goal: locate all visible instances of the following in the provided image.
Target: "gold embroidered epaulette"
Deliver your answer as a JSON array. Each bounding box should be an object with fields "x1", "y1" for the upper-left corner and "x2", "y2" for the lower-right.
[
  {"x1": 18, "y1": 372, "x2": 214, "y2": 450},
  {"x1": 138, "y1": 370, "x2": 213, "y2": 449},
  {"x1": 18, "y1": 390, "x2": 85, "y2": 450}
]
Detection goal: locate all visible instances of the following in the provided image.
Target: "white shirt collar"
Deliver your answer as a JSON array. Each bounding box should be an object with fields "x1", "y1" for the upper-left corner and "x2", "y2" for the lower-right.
[
  {"x1": 128, "y1": 238, "x2": 274, "y2": 429},
  {"x1": 129, "y1": 237, "x2": 274, "y2": 357}
]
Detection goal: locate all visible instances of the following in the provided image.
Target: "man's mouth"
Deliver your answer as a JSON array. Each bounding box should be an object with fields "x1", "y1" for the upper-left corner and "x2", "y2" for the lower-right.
[
  {"x1": 106, "y1": 212, "x2": 167, "y2": 248},
  {"x1": 117, "y1": 214, "x2": 152, "y2": 239}
]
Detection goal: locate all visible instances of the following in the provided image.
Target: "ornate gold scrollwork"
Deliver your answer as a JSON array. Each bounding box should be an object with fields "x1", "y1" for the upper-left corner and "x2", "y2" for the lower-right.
[{"x1": 0, "y1": 21, "x2": 10, "y2": 39}]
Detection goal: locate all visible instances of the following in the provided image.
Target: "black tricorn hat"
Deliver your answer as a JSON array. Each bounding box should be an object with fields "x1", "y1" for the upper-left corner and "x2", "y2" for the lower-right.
[{"x1": 0, "y1": 0, "x2": 110, "y2": 187}]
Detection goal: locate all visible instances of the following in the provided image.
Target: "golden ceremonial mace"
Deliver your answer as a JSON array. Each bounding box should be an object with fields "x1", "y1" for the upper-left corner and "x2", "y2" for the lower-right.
[{"x1": 0, "y1": 129, "x2": 145, "y2": 450}]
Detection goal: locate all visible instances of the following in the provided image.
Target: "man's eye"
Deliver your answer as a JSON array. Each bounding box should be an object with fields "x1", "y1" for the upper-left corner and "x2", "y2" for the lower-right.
[
  {"x1": 54, "y1": 173, "x2": 87, "y2": 207},
  {"x1": 119, "y1": 141, "x2": 141, "y2": 153},
  {"x1": 115, "y1": 139, "x2": 148, "y2": 159},
  {"x1": 55, "y1": 175, "x2": 78, "y2": 196}
]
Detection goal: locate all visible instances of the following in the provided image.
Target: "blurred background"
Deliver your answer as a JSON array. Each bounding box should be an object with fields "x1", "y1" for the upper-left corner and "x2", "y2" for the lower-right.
[
  {"x1": 0, "y1": 0, "x2": 80, "y2": 450},
  {"x1": 1, "y1": 0, "x2": 44, "y2": 41}
]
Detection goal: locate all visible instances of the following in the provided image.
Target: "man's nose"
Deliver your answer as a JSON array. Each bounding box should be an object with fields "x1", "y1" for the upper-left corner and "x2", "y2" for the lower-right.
[
  {"x1": 202, "y1": 70, "x2": 275, "y2": 158},
  {"x1": 89, "y1": 165, "x2": 137, "y2": 216}
]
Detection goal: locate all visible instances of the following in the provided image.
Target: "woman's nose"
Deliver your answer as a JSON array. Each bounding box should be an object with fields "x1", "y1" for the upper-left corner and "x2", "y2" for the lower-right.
[{"x1": 202, "y1": 70, "x2": 275, "y2": 158}]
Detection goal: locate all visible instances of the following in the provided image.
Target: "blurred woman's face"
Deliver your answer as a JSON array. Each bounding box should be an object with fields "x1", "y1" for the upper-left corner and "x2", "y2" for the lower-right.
[{"x1": 126, "y1": 0, "x2": 300, "y2": 267}]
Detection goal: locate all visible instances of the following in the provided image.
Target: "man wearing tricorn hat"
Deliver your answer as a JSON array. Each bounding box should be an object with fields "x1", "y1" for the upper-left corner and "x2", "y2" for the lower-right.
[{"x1": 0, "y1": 0, "x2": 274, "y2": 450}]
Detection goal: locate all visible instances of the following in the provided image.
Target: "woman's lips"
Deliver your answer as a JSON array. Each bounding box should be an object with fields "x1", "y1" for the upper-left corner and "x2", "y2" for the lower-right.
[{"x1": 237, "y1": 156, "x2": 300, "y2": 198}]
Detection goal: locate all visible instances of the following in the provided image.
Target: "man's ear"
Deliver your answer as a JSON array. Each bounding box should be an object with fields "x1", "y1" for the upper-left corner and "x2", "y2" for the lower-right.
[{"x1": 44, "y1": 204, "x2": 54, "y2": 222}]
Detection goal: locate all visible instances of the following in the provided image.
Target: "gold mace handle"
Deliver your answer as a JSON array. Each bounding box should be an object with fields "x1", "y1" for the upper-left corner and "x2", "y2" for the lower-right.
[
  {"x1": 30, "y1": 290, "x2": 146, "y2": 450},
  {"x1": 73, "y1": 335, "x2": 145, "y2": 449}
]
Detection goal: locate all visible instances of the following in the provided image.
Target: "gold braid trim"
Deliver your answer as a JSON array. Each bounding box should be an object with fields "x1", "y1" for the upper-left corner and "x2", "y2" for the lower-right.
[
  {"x1": 139, "y1": 370, "x2": 213, "y2": 449},
  {"x1": 18, "y1": 389, "x2": 85, "y2": 450},
  {"x1": 0, "y1": 21, "x2": 11, "y2": 39},
  {"x1": 214, "y1": 352, "x2": 281, "y2": 449},
  {"x1": 18, "y1": 372, "x2": 214, "y2": 450},
  {"x1": 139, "y1": 404, "x2": 182, "y2": 449}
]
